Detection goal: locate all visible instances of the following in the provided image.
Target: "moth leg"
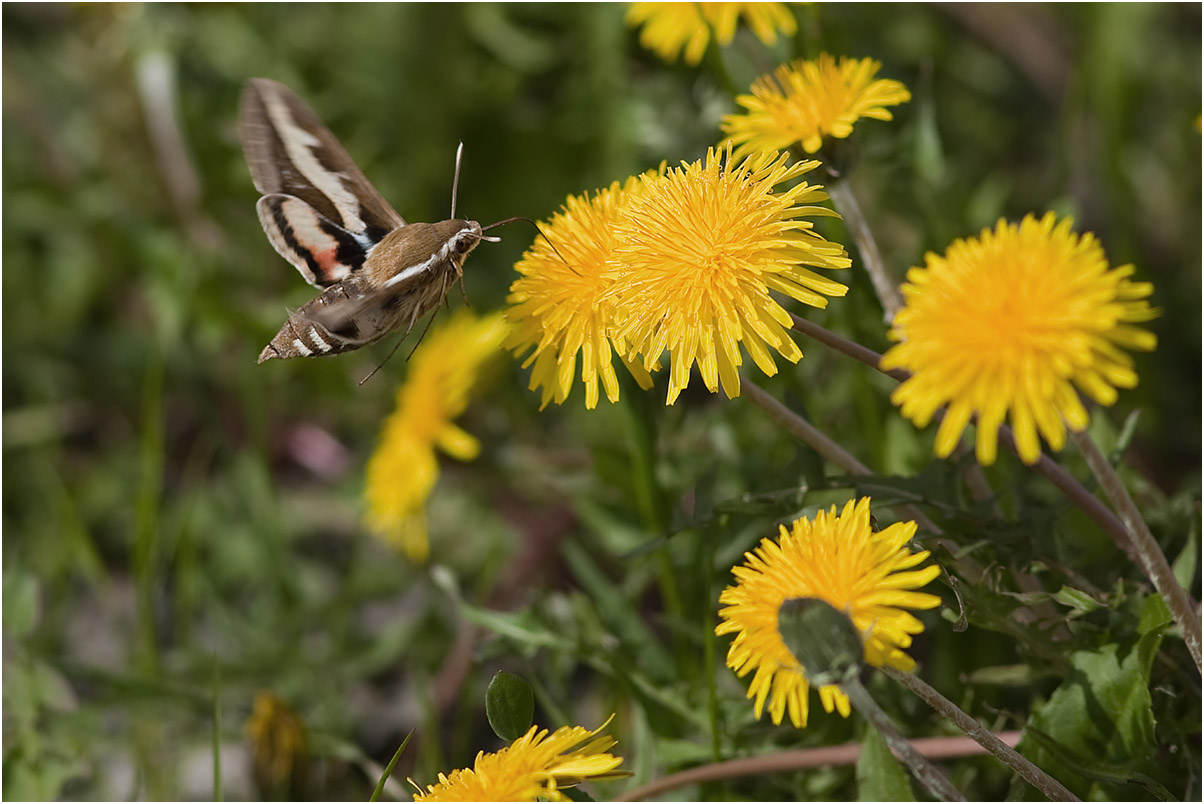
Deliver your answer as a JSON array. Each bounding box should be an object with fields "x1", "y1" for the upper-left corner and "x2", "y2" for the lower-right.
[
  {"x1": 456, "y1": 277, "x2": 470, "y2": 308},
  {"x1": 358, "y1": 332, "x2": 409, "y2": 385}
]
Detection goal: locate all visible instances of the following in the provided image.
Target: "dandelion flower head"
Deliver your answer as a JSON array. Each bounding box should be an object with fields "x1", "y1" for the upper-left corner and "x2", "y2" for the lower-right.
[
  {"x1": 721, "y1": 54, "x2": 911, "y2": 160},
  {"x1": 881, "y1": 212, "x2": 1158, "y2": 466},
  {"x1": 364, "y1": 310, "x2": 509, "y2": 561},
  {"x1": 627, "y1": 2, "x2": 798, "y2": 66},
  {"x1": 716, "y1": 498, "x2": 941, "y2": 728},
  {"x1": 245, "y1": 692, "x2": 307, "y2": 792},
  {"x1": 412, "y1": 721, "x2": 623, "y2": 802},
  {"x1": 610, "y1": 146, "x2": 850, "y2": 405},
  {"x1": 506, "y1": 177, "x2": 653, "y2": 410}
]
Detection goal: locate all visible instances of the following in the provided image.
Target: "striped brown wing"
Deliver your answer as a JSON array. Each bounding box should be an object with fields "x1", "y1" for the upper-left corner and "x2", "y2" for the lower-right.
[{"x1": 240, "y1": 78, "x2": 406, "y2": 286}]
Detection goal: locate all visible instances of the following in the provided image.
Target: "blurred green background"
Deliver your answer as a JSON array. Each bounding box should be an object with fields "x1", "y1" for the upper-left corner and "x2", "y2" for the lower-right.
[{"x1": 3, "y1": 3, "x2": 1200, "y2": 800}]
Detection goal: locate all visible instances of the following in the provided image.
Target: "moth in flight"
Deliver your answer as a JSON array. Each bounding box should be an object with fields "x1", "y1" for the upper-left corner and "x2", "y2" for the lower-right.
[{"x1": 239, "y1": 78, "x2": 499, "y2": 364}]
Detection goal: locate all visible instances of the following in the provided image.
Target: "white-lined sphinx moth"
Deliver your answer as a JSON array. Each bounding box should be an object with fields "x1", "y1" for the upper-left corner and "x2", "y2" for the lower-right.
[{"x1": 239, "y1": 78, "x2": 494, "y2": 363}]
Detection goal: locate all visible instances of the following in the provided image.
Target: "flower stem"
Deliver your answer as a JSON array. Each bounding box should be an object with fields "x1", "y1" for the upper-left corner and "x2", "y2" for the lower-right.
[
  {"x1": 789, "y1": 312, "x2": 908, "y2": 382},
  {"x1": 825, "y1": 179, "x2": 904, "y2": 323},
  {"x1": 741, "y1": 375, "x2": 871, "y2": 473},
  {"x1": 838, "y1": 674, "x2": 966, "y2": 801},
  {"x1": 614, "y1": 732, "x2": 1018, "y2": 801},
  {"x1": 1068, "y1": 428, "x2": 1202, "y2": 672},
  {"x1": 740, "y1": 376, "x2": 938, "y2": 537},
  {"x1": 882, "y1": 666, "x2": 1078, "y2": 801}
]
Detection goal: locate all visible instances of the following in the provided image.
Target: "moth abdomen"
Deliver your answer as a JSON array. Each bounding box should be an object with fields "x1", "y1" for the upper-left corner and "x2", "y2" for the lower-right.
[{"x1": 258, "y1": 285, "x2": 372, "y2": 363}]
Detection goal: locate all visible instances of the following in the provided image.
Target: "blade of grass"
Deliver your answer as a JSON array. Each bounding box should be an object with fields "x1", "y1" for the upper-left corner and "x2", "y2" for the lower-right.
[{"x1": 370, "y1": 732, "x2": 413, "y2": 802}]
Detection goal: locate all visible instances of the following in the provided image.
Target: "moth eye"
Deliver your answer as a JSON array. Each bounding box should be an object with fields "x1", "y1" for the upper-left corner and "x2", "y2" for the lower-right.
[{"x1": 454, "y1": 236, "x2": 474, "y2": 254}]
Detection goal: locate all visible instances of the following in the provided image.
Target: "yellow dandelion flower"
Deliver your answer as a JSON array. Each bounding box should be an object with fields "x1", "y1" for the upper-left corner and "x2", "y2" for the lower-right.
[
  {"x1": 626, "y1": 2, "x2": 798, "y2": 66},
  {"x1": 506, "y1": 178, "x2": 654, "y2": 409},
  {"x1": 364, "y1": 310, "x2": 509, "y2": 561},
  {"x1": 245, "y1": 692, "x2": 307, "y2": 796},
  {"x1": 880, "y1": 212, "x2": 1158, "y2": 466},
  {"x1": 716, "y1": 498, "x2": 941, "y2": 728},
  {"x1": 721, "y1": 54, "x2": 911, "y2": 159},
  {"x1": 412, "y1": 721, "x2": 624, "y2": 802},
  {"x1": 610, "y1": 146, "x2": 850, "y2": 405}
]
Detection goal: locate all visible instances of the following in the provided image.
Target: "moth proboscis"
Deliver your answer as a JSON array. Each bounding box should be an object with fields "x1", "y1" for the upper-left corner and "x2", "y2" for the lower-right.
[{"x1": 239, "y1": 78, "x2": 509, "y2": 369}]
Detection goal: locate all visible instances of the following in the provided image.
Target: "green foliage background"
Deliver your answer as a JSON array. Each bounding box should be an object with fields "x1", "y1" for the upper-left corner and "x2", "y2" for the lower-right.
[{"x1": 3, "y1": 3, "x2": 1199, "y2": 800}]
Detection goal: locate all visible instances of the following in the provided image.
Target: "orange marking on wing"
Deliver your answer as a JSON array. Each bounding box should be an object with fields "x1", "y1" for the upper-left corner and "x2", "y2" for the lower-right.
[{"x1": 313, "y1": 247, "x2": 338, "y2": 272}]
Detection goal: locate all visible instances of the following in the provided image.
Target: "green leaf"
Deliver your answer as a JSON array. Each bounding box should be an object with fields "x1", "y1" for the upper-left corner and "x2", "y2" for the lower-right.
[
  {"x1": 1171, "y1": 525, "x2": 1198, "y2": 591},
  {"x1": 1136, "y1": 592, "x2": 1172, "y2": 635},
  {"x1": 486, "y1": 671, "x2": 535, "y2": 742},
  {"x1": 1052, "y1": 585, "x2": 1104, "y2": 616},
  {"x1": 913, "y1": 93, "x2": 948, "y2": 188},
  {"x1": 856, "y1": 725, "x2": 916, "y2": 802},
  {"x1": 32, "y1": 663, "x2": 76, "y2": 713},
  {"x1": 1018, "y1": 637, "x2": 1164, "y2": 799},
  {"x1": 1111, "y1": 409, "x2": 1142, "y2": 460},
  {"x1": 561, "y1": 540, "x2": 675, "y2": 682},
  {"x1": 962, "y1": 663, "x2": 1040, "y2": 687},
  {"x1": 431, "y1": 567, "x2": 563, "y2": 651},
  {"x1": 1022, "y1": 726, "x2": 1175, "y2": 801},
  {"x1": 2, "y1": 568, "x2": 39, "y2": 639}
]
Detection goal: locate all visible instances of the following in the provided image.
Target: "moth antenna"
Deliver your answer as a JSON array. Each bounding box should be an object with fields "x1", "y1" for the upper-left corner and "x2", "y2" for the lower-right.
[
  {"x1": 480, "y1": 215, "x2": 529, "y2": 232},
  {"x1": 450, "y1": 142, "x2": 464, "y2": 219},
  {"x1": 482, "y1": 215, "x2": 578, "y2": 277}
]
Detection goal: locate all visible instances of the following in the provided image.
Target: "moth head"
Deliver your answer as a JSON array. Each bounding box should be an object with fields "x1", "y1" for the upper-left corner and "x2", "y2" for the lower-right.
[{"x1": 447, "y1": 219, "x2": 484, "y2": 261}]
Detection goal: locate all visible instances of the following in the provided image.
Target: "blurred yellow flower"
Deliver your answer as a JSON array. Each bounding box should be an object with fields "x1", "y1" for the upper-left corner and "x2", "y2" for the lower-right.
[
  {"x1": 716, "y1": 498, "x2": 941, "y2": 728},
  {"x1": 627, "y1": 2, "x2": 797, "y2": 66},
  {"x1": 506, "y1": 178, "x2": 654, "y2": 409},
  {"x1": 412, "y1": 721, "x2": 624, "y2": 802},
  {"x1": 881, "y1": 213, "x2": 1158, "y2": 466},
  {"x1": 610, "y1": 147, "x2": 850, "y2": 404},
  {"x1": 364, "y1": 310, "x2": 509, "y2": 561},
  {"x1": 721, "y1": 54, "x2": 911, "y2": 159},
  {"x1": 245, "y1": 691, "x2": 307, "y2": 797}
]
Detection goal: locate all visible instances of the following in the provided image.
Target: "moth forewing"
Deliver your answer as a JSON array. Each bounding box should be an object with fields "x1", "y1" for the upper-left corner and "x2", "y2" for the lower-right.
[{"x1": 239, "y1": 78, "x2": 404, "y2": 237}]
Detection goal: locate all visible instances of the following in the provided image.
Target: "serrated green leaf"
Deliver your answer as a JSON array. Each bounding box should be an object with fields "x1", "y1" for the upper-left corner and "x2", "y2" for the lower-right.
[
  {"x1": 856, "y1": 725, "x2": 916, "y2": 801},
  {"x1": 1018, "y1": 638, "x2": 1164, "y2": 799},
  {"x1": 1022, "y1": 726, "x2": 1175, "y2": 801},
  {"x1": 486, "y1": 671, "x2": 535, "y2": 742}
]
